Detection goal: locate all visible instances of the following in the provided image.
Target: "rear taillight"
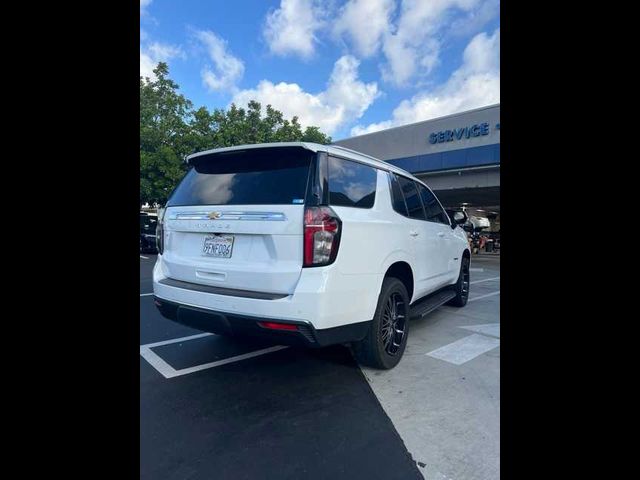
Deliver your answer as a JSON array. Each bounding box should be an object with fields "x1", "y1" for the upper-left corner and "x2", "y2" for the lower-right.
[
  {"x1": 156, "y1": 221, "x2": 164, "y2": 255},
  {"x1": 303, "y1": 206, "x2": 341, "y2": 267}
]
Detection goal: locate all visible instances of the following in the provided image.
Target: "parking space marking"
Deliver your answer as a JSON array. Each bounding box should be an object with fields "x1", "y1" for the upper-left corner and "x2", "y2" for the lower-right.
[
  {"x1": 142, "y1": 332, "x2": 213, "y2": 348},
  {"x1": 460, "y1": 323, "x2": 500, "y2": 338},
  {"x1": 468, "y1": 290, "x2": 500, "y2": 302},
  {"x1": 140, "y1": 333, "x2": 288, "y2": 378},
  {"x1": 140, "y1": 293, "x2": 154, "y2": 297},
  {"x1": 426, "y1": 333, "x2": 500, "y2": 365},
  {"x1": 140, "y1": 346, "x2": 179, "y2": 378},
  {"x1": 470, "y1": 276, "x2": 500, "y2": 285},
  {"x1": 469, "y1": 267, "x2": 484, "y2": 272},
  {"x1": 140, "y1": 255, "x2": 149, "y2": 260}
]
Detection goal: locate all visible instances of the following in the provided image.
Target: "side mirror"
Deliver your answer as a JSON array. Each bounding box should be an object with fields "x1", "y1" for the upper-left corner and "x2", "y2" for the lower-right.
[
  {"x1": 453, "y1": 211, "x2": 466, "y2": 223},
  {"x1": 449, "y1": 210, "x2": 468, "y2": 229}
]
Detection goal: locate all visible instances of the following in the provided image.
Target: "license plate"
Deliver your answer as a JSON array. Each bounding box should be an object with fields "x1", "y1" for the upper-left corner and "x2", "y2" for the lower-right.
[{"x1": 202, "y1": 234, "x2": 234, "y2": 258}]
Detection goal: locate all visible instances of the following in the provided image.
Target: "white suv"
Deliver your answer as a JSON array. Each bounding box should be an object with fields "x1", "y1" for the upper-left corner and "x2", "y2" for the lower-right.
[{"x1": 153, "y1": 142, "x2": 471, "y2": 369}]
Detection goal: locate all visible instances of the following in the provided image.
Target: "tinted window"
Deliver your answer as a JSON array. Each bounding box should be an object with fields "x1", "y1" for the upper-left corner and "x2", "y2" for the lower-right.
[
  {"x1": 167, "y1": 148, "x2": 312, "y2": 206},
  {"x1": 397, "y1": 176, "x2": 425, "y2": 220},
  {"x1": 328, "y1": 156, "x2": 376, "y2": 208},
  {"x1": 418, "y1": 184, "x2": 450, "y2": 224},
  {"x1": 389, "y1": 173, "x2": 408, "y2": 216}
]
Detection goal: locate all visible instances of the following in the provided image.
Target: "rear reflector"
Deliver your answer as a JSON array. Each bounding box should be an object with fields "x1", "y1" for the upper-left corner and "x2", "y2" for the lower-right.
[{"x1": 258, "y1": 321, "x2": 299, "y2": 331}]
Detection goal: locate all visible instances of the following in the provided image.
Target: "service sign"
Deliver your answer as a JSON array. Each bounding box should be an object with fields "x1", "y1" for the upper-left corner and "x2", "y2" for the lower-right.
[{"x1": 429, "y1": 122, "x2": 500, "y2": 144}]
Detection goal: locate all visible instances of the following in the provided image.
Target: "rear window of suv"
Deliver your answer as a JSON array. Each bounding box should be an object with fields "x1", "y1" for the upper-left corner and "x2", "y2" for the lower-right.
[
  {"x1": 328, "y1": 156, "x2": 377, "y2": 208},
  {"x1": 167, "y1": 147, "x2": 313, "y2": 206}
]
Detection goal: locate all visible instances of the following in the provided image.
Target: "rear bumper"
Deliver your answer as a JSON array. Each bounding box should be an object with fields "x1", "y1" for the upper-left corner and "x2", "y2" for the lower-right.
[
  {"x1": 153, "y1": 296, "x2": 371, "y2": 347},
  {"x1": 153, "y1": 255, "x2": 382, "y2": 330}
]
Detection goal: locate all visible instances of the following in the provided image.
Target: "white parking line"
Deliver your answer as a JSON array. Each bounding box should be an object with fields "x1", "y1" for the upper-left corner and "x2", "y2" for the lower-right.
[
  {"x1": 143, "y1": 332, "x2": 212, "y2": 348},
  {"x1": 470, "y1": 276, "x2": 500, "y2": 285},
  {"x1": 460, "y1": 323, "x2": 500, "y2": 338},
  {"x1": 140, "y1": 293, "x2": 154, "y2": 297},
  {"x1": 469, "y1": 268, "x2": 484, "y2": 272},
  {"x1": 139, "y1": 333, "x2": 288, "y2": 378},
  {"x1": 468, "y1": 290, "x2": 500, "y2": 302},
  {"x1": 140, "y1": 255, "x2": 149, "y2": 260},
  {"x1": 426, "y1": 333, "x2": 500, "y2": 365}
]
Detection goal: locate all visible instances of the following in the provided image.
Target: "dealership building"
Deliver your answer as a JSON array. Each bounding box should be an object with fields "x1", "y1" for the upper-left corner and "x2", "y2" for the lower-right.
[{"x1": 333, "y1": 104, "x2": 500, "y2": 232}]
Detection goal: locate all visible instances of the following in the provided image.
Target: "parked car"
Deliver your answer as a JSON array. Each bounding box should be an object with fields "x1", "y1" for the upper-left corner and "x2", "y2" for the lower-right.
[
  {"x1": 152, "y1": 143, "x2": 471, "y2": 369},
  {"x1": 140, "y1": 212, "x2": 158, "y2": 253},
  {"x1": 468, "y1": 215, "x2": 491, "y2": 231}
]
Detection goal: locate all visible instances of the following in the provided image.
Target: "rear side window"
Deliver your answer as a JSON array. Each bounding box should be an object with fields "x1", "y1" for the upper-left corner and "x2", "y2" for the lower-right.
[
  {"x1": 417, "y1": 184, "x2": 450, "y2": 225},
  {"x1": 397, "y1": 176, "x2": 426, "y2": 220},
  {"x1": 389, "y1": 173, "x2": 408, "y2": 216},
  {"x1": 328, "y1": 156, "x2": 376, "y2": 208},
  {"x1": 167, "y1": 147, "x2": 313, "y2": 206}
]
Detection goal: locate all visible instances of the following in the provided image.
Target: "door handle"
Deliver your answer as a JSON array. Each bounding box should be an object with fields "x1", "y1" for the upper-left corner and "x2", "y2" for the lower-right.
[
  {"x1": 437, "y1": 232, "x2": 445, "y2": 237},
  {"x1": 409, "y1": 230, "x2": 419, "y2": 237}
]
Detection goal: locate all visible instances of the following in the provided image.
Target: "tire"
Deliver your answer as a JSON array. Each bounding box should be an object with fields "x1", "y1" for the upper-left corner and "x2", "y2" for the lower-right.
[
  {"x1": 352, "y1": 277, "x2": 410, "y2": 370},
  {"x1": 447, "y1": 255, "x2": 470, "y2": 307}
]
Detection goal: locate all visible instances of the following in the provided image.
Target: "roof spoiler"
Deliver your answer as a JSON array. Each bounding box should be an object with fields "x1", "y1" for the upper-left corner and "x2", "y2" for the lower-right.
[{"x1": 184, "y1": 143, "x2": 320, "y2": 165}]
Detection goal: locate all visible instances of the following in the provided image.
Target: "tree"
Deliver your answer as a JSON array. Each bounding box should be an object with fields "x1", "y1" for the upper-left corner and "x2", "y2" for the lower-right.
[
  {"x1": 140, "y1": 63, "x2": 194, "y2": 206},
  {"x1": 140, "y1": 63, "x2": 332, "y2": 206}
]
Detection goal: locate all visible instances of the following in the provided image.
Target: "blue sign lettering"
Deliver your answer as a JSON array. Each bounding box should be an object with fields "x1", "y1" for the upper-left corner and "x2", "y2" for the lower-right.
[{"x1": 429, "y1": 122, "x2": 495, "y2": 144}]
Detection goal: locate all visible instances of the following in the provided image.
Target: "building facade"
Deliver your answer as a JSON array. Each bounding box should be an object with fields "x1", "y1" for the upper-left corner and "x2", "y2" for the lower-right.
[{"x1": 333, "y1": 104, "x2": 500, "y2": 231}]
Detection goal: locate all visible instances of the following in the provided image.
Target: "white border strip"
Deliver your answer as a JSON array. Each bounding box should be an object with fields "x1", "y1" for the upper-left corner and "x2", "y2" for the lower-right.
[{"x1": 426, "y1": 333, "x2": 500, "y2": 365}]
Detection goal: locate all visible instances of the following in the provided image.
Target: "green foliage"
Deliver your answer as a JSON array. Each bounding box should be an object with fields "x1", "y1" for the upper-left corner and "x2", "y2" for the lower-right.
[{"x1": 140, "y1": 63, "x2": 332, "y2": 206}]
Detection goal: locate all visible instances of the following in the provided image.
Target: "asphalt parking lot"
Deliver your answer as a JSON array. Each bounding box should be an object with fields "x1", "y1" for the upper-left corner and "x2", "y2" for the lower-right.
[{"x1": 140, "y1": 254, "x2": 500, "y2": 480}]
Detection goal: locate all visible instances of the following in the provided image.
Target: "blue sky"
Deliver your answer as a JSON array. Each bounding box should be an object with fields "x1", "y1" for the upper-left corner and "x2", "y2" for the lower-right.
[{"x1": 140, "y1": 0, "x2": 500, "y2": 140}]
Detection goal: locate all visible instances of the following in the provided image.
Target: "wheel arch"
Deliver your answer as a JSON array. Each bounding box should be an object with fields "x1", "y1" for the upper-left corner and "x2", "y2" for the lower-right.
[
  {"x1": 379, "y1": 250, "x2": 415, "y2": 302},
  {"x1": 383, "y1": 261, "x2": 414, "y2": 303}
]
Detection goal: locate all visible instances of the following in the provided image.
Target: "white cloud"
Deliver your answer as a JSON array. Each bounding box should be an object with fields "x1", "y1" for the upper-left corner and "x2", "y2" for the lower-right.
[
  {"x1": 140, "y1": 41, "x2": 183, "y2": 80},
  {"x1": 194, "y1": 30, "x2": 245, "y2": 93},
  {"x1": 449, "y1": 0, "x2": 500, "y2": 38},
  {"x1": 263, "y1": 0, "x2": 326, "y2": 59},
  {"x1": 333, "y1": 0, "x2": 395, "y2": 58},
  {"x1": 381, "y1": 0, "x2": 481, "y2": 86},
  {"x1": 351, "y1": 28, "x2": 499, "y2": 136},
  {"x1": 231, "y1": 55, "x2": 379, "y2": 136},
  {"x1": 140, "y1": 0, "x2": 152, "y2": 14},
  {"x1": 327, "y1": 0, "x2": 498, "y2": 86}
]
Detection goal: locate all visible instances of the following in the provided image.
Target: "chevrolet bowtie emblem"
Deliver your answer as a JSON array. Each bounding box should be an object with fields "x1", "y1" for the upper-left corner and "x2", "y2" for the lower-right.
[{"x1": 208, "y1": 211, "x2": 222, "y2": 220}]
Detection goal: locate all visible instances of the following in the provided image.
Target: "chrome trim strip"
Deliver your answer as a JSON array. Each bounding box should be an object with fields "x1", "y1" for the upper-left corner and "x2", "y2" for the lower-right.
[
  {"x1": 158, "y1": 278, "x2": 289, "y2": 300},
  {"x1": 168, "y1": 211, "x2": 287, "y2": 221}
]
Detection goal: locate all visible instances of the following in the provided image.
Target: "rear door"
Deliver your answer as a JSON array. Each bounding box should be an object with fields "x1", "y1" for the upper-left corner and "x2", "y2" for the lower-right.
[
  {"x1": 422, "y1": 187, "x2": 459, "y2": 280},
  {"x1": 161, "y1": 146, "x2": 314, "y2": 295},
  {"x1": 417, "y1": 183, "x2": 453, "y2": 283}
]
